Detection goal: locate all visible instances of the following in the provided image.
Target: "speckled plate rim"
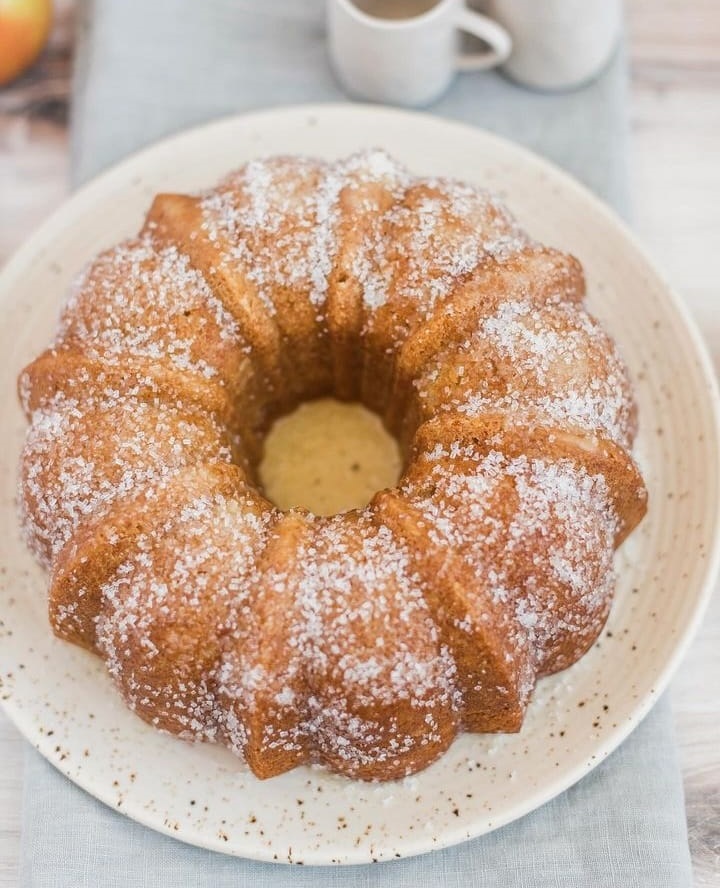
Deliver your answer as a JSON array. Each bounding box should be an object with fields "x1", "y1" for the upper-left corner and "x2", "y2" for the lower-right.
[{"x1": 1, "y1": 103, "x2": 719, "y2": 865}]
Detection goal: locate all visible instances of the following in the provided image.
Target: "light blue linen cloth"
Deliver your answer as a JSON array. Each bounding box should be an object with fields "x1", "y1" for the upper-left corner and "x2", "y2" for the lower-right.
[{"x1": 20, "y1": 1, "x2": 693, "y2": 884}]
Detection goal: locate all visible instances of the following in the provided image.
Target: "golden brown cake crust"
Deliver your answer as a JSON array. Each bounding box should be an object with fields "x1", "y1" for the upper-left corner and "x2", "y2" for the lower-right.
[{"x1": 17, "y1": 150, "x2": 647, "y2": 781}]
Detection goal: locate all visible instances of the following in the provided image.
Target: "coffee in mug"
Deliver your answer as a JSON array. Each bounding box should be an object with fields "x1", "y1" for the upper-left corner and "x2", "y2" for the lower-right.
[
  {"x1": 327, "y1": 0, "x2": 512, "y2": 106},
  {"x1": 351, "y1": 0, "x2": 439, "y2": 19}
]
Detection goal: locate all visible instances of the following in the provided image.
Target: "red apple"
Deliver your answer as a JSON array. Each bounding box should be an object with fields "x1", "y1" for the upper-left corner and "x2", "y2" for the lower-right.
[{"x1": 0, "y1": 0, "x2": 52, "y2": 87}]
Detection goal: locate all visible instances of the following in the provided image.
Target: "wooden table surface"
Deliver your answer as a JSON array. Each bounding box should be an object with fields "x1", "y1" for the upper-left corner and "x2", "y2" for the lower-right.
[{"x1": 1, "y1": 1, "x2": 718, "y2": 884}]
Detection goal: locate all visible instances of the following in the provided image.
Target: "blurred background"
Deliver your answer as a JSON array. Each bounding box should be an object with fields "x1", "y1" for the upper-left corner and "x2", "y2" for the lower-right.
[{"x1": 0, "y1": 1, "x2": 718, "y2": 884}]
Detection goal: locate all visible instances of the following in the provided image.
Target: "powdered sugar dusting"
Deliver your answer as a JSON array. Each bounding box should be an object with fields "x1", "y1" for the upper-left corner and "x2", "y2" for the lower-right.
[
  {"x1": 19, "y1": 389, "x2": 233, "y2": 566},
  {"x1": 350, "y1": 172, "x2": 530, "y2": 316},
  {"x1": 60, "y1": 236, "x2": 245, "y2": 378},
  {"x1": 414, "y1": 298, "x2": 635, "y2": 447},
  {"x1": 200, "y1": 150, "x2": 530, "y2": 324},
  {"x1": 200, "y1": 151, "x2": 410, "y2": 314},
  {"x1": 407, "y1": 445, "x2": 619, "y2": 677},
  {"x1": 96, "y1": 490, "x2": 271, "y2": 743},
  {"x1": 279, "y1": 517, "x2": 459, "y2": 773},
  {"x1": 17, "y1": 151, "x2": 644, "y2": 781}
]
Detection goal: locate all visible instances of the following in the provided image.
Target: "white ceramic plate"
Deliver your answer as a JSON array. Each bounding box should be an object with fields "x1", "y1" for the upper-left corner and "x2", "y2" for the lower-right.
[{"x1": 1, "y1": 105, "x2": 718, "y2": 866}]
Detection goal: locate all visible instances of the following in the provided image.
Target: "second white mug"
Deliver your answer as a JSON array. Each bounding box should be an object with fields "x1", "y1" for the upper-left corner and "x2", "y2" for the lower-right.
[
  {"x1": 485, "y1": 0, "x2": 623, "y2": 90},
  {"x1": 327, "y1": 0, "x2": 512, "y2": 107}
]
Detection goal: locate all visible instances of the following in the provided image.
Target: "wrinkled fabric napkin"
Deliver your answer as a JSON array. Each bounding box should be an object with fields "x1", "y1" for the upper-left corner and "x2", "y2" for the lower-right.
[{"x1": 20, "y1": 1, "x2": 693, "y2": 885}]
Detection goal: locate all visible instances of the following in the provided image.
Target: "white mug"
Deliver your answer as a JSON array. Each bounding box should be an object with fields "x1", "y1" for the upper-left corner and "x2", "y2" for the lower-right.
[
  {"x1": 484, "y1": 0, "x2": 623, "y2": 90},
  {"x1": 327, "y1": 0, "x2": 512, "y2": 107}
]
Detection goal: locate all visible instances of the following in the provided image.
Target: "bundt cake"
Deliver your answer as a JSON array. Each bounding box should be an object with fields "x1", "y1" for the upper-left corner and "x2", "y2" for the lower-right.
[{"x1": 17, "y1": 150, "x2": 647, "y2": 781}]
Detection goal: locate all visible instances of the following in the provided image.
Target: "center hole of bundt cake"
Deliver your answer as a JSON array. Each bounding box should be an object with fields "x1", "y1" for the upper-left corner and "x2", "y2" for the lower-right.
[{"x1": 258, "y1": 398, "x2": 402, "y2": 516}]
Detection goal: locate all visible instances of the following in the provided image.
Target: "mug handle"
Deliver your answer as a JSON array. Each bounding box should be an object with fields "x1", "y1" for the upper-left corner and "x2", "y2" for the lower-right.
[{"x1": 455, "y1": 7, "x2": 512, "y2": 71}]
